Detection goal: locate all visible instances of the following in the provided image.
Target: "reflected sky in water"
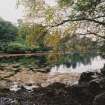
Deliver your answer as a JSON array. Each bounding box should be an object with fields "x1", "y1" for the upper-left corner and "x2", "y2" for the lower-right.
[{"x1": 50, "y1": 56, "x2": 105, "y2": 74}]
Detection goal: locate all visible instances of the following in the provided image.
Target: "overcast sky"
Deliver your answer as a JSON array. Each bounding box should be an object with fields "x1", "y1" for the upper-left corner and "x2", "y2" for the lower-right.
[
  {"x1": 0, "y1": 0, "x2": 56, "y2": 24},
  {"x1": 0, "y1": 0, "x2": 23, "y2": 23}
]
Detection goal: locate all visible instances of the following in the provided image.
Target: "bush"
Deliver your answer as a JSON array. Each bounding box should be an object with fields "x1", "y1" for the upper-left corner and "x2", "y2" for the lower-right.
[
  {"x1": 31, "y1": 47, "x2": 51, "y2": 52},
  {"x1": 6, "y1": 42, "x2": 31, "y2": 53}
]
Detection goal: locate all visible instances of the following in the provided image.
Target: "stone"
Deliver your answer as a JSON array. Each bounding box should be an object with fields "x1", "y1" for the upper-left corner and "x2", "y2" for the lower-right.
[
  {"x1": 93, "y1": 92, "x2": 105, "y2": 105},
  {"x1": 12, "y1": 64, "x2": 21, "y2": 68},
  {"x1": 101, "y1": 64, "x2": 105, "y2": 75},
  {"x1": 71, "y1": 84, "x2": 94, "y2": 105},
  {"x1": 79, "y1": 71, "x2": 96, "y2": 85},
  {"x1": 89, "y1": 77, "x2": 105, "y2": 95}
]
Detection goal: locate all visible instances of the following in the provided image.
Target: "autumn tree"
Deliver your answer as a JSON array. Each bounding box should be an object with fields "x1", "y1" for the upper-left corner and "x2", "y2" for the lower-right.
[
  {"x1": 18, "y1": 20, "x2": 48, "y2": 49},
  {"x1": 17, "y1": 0, "x2": 104, "y2": 52}
]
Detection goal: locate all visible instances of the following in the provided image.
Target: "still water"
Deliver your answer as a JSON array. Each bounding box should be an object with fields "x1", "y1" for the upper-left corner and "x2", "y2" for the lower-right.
[
  {"x1": 0, "y1": 54, "x2": 105, "y2": 90},
  {"x1": 50, "y1": 55, "x2": 105, "y2": 74}
]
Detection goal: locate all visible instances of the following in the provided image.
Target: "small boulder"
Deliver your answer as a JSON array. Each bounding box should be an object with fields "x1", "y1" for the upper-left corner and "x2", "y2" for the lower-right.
[
  {"x1": 79, "y1": 71, "x2": 97, "y2": 85},
  {"x1": 93, "y1": 92, "x2": 105, "y2": 105},
  {"x1": 101, "y1": 64, "x2": 105, "y2": 75},
  {"x1": 71, "y1": 84, "x2": 94, "y2": 105},
  {"x1": 89, "y1": 77, "x2": 105, "y2": 95}
]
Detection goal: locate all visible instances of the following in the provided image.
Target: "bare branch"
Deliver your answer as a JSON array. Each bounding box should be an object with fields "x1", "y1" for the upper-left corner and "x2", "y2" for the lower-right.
[{"x1": 50, "y1": 16, "x2": 105, "y2": 27}]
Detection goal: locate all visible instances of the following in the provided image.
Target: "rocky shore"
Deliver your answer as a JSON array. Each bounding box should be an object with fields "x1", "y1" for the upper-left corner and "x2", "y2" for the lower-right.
[{"x1": 0, "y1": 65, "x2": 105, "y2": 105}]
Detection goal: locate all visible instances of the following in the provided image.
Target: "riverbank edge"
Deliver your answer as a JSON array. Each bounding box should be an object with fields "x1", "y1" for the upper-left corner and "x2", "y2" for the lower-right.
[{"x1": 0, "y1": 65, "x2": 105, "y2": 105}]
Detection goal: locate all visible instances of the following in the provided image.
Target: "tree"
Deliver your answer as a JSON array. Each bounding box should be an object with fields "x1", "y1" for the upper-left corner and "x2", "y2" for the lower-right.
[
  {"x1": 18, "y1": 21, "x2": 48, "y2": 48},
  {"x1": 56, "y1": 0, "x2": 105, "y2": 38},
  {"x1": 0, "y1": 18, "x2": 18, "y2": 50},
  {"x1": 18, "y1": 0, "x2": 105, "y2": 52},
  {"x1": 57, "y1": 0, "x2": 105, "y2": 53}
]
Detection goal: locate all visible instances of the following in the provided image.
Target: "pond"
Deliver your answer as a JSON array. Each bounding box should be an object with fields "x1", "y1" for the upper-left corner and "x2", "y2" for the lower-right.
[
  {"x1": 50, "y1": 55, "x2": 105, "y2": 74},
  {"x1": 0, "y1": 53, "x2": 105, "y2": 90}
]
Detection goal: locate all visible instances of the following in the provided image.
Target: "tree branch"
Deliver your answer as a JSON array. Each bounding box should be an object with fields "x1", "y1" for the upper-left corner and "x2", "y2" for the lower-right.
[{"x1": 50, "y1": 17, "x2": 105, "y2": 27}]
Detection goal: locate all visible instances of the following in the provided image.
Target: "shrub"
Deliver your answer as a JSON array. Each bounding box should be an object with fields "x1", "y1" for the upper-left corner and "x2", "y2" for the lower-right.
[{"x1": 6, "y1": 42, "x2": 30, "y2": 53}]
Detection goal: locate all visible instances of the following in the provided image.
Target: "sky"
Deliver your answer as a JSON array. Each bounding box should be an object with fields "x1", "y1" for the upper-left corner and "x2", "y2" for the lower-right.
[
  {"x1": 0, "y1": 0, "x2": 23, "y2": 23},
  {"x1": 0, "y1": 0, "x2": 57, "y2": 24}
]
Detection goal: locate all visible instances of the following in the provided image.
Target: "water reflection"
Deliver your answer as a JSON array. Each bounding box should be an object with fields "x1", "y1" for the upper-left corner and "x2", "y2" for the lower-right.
[
  {"x1": 49, "y1": 53, "x2": 97, "y2": 68},
  {"x1": 0, "y1": 53, "x2": 104, "y2": 74},
  {"x1": 50, "y1": 55, "x2": 105, "y2": 74},
  {"x1": 0, "y1": 53, "x2": 105, "y2": 90}
]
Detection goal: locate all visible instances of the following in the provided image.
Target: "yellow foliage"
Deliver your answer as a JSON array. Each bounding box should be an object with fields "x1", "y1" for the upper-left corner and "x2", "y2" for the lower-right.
[
  {"x1": 47, "y1": 51, "x2": 62, "y2": 64},
  {"x1": 45, "y1": 30, "x2": 61, "y2": 50}
]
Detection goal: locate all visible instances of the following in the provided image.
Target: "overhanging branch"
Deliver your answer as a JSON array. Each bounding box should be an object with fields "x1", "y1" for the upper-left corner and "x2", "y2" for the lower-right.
[{"x1": 50, "y1": 17, "x2": 105, "y2": 27}]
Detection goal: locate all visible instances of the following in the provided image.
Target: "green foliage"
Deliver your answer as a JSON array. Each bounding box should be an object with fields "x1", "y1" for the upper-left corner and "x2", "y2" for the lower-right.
[
  {"x1": 4, "y1": 35, "x2": 50, "y2": 53},
  {"x1": 0, "y1": 18, "x2": 18, "y2": 50},
  {"x1": 18, "y1": 22, "x2": 48, "y2": 48},
  {"x1": 4, "y1": 36, "x2": 31, "y2": 53},
  {"x1": 99, "y1": 42, "x2": 105, "y2": 53},
  {"x1": 17, "y1": 57, "x2": 37, "y2": 65},
  {"x1": 45, "y1": 30, "x2": 61, "y2": 51},
  {"x1": 58, "y1": 0, "x2": 102, "y2": 12},
  {"x1": 0, "y1": 19, "x2": 17, "y2": 42},
  {"x1": 18, "y1": 0, "x2": 105, "y2": 53},
  {"x1": 6, "y1": 42, "x2": 28, "y2": 53},
  {"x1": 45, "y1": 6, "x2": 55, "y2": 22},
  {"x1": 58, "y1": 0, "x2": 105, "y2": 52},
  {"x1": 18, "y1": 22, "x2": 29, "y2": 39},
  {"x1": 31, "y1": 47, "x2": 51, "y2": 52},
  {"x1": 74, "y1": 0, "x2": 97, "y2": 12},
  {"x1": 58, "y1": 0, "x2": 74, "y2": 7}
]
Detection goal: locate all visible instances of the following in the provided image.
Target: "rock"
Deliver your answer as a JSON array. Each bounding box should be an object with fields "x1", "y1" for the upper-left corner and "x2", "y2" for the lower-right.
[
  {"x1": 0, "y1": 67, "x2": 4, "y2": 70},
  {"x1": 47, "y1": 82, "x2": 66, "y2": 89},
  {"x1": 0, "y1": 80, "x2": 10, "y2": 90},
  {"x1": 89, "y1": 79, "x2": 102, "y2": 95},
  {"x1": 93, "y1": 92, "x2": 105, "y2": 105},
  {"x1": 79, "y1": 71, "x2": 97, "y2": 85},
  {"x1": 28, "y1": 65, "x2": 34, "y2": 70},
  {"x1": 12, "y1": 68, "x2": 20, "y2": 72},
  {"x1": 89, "y1": 77, "x2": 105, "y2": 95},
  {"x1": 101, "y1": 64, "x2": 105, "y2": 75},
  {"x1": 0, "y1": 97, "x2": 19, "y2": 105},
  {"x1": 71, "y1": 84, "x2": 94, "y2": 105},
  {"x1": 12, "y1": 64, "x2": 20, "y2": 68}
]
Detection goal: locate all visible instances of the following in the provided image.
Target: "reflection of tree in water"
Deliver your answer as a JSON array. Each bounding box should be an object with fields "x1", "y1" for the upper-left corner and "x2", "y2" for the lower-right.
[
  {"x1": 49, "y1": 53, "x2": 97, "y2": 69},
  {"x1": 0, "y1": 52, "x2": 98, "y2": 69}
]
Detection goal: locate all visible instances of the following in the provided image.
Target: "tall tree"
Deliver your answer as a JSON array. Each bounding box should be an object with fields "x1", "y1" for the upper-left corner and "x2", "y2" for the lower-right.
[
  {"x1": 0, "y1": 18, "x2": 18, "y2": 50},
  {"x1": 57, "y1": 0, "x2": 105, "y2": 38},
  {"x1": 18, "y1": 0, "x2": 105, "y2": 52},
  {"x1": 18, "y1": 21, "x2": 48, "y2": 48}
]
